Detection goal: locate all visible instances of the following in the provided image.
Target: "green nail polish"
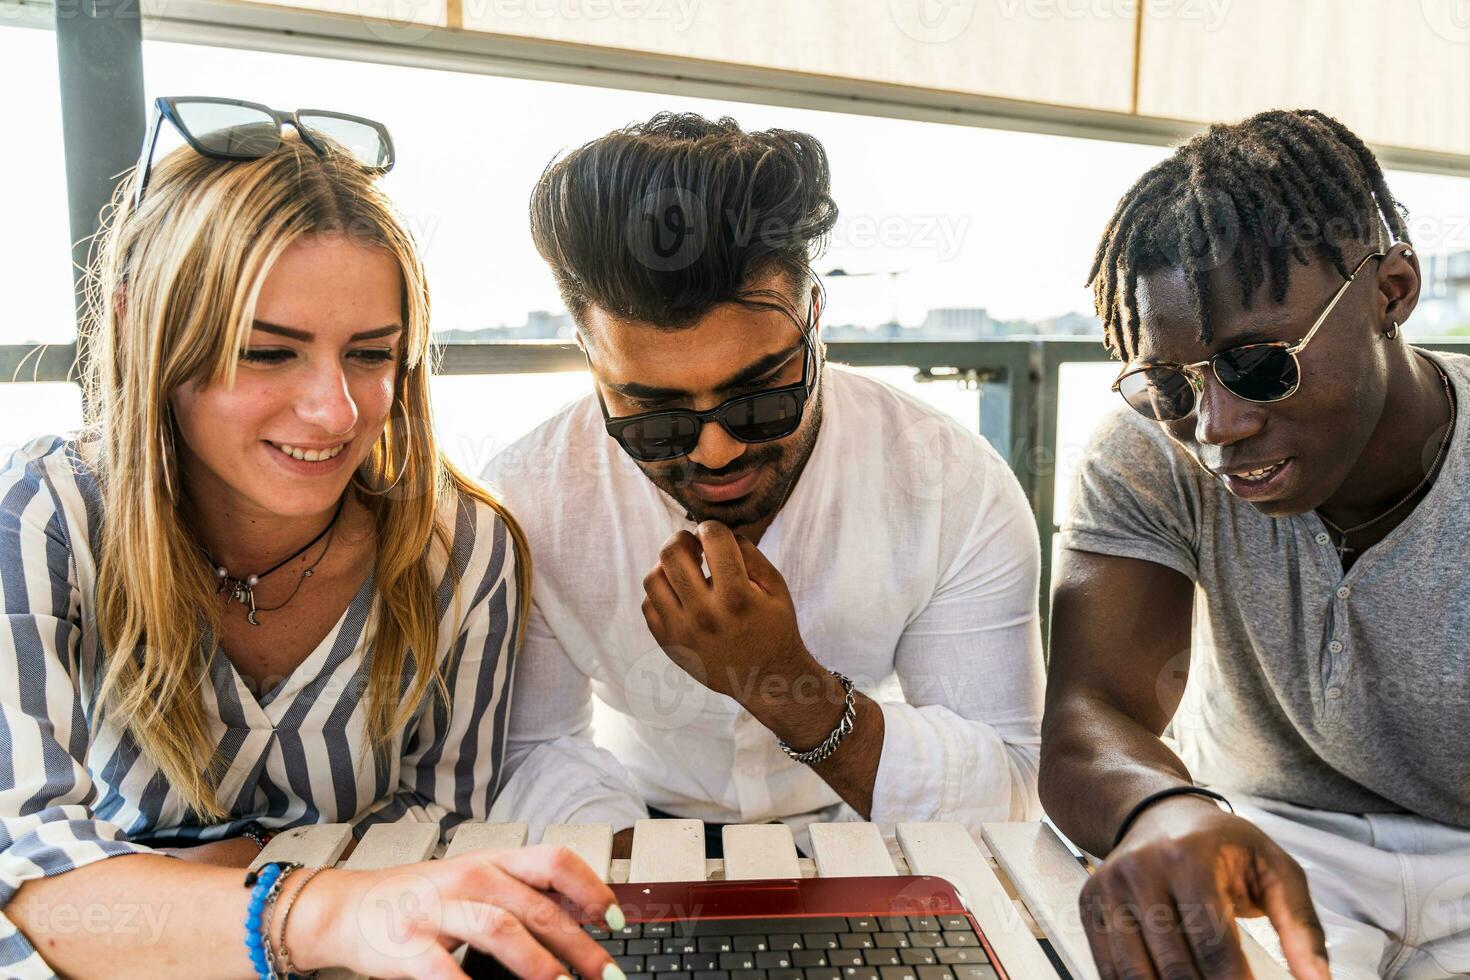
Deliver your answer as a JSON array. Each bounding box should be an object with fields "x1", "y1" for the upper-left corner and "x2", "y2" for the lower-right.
[
  {"x1": 556, "y1": 975, "x2": 572, "y2": 980},
  {"x1": 604, "y1": 903, "x2": 626, "y2": 932},
  {"x1": 602, "y1": 964, "x2": 627, "y2": 980}
]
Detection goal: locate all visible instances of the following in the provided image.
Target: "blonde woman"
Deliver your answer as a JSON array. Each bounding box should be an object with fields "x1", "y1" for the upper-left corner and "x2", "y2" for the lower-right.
[{"x1": 0, "y1": 98, "x2": 625, "y2": 980}]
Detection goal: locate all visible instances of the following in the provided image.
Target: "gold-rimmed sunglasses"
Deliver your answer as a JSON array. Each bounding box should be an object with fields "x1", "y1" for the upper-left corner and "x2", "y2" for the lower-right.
[{"x1": 1112, "y1": 249, "x2": 1389, "y2": 422}]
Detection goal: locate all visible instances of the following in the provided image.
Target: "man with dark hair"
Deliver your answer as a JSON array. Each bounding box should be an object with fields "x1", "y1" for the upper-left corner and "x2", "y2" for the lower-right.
[
  {"x1": 485, "y1": 113, "x2": 1045, "y2": 856},
  {"x1": 1043, "y1": 108, "x2": 1470, "y2": 979}
]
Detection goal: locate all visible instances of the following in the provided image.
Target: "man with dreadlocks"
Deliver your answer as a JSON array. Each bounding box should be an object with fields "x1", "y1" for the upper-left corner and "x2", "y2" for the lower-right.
[{"x1": 1041, "y1": 109, "x2": 1470, "y2": 979}]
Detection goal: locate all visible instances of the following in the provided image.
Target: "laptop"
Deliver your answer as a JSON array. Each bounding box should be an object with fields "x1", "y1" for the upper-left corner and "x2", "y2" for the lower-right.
[{"x1": 464, "y1": 874, "x2": 1011, "y2": 980}]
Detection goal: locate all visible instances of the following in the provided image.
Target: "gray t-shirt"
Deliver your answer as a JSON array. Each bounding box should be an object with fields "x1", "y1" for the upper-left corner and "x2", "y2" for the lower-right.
[{"x1": 1059, "y1": 348, "x2": 1470, "y2": 828}]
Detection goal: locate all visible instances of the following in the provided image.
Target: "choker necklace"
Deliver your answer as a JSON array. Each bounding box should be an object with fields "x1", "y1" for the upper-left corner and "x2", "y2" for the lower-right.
[
  {"x1": 1319, "y1": 359, "x2": 1456, "y2": 560},
  {"x1": 205, "y1": 496, "x2": 346, "y2": 626}
]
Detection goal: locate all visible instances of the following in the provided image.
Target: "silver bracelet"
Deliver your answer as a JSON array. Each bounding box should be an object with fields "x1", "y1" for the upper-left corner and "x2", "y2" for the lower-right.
[{"x1": 777, "y1": 670, "x2": 857, "y2": 765}]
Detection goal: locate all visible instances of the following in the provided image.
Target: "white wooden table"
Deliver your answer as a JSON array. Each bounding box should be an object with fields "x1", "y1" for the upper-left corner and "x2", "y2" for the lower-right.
[{"x1": 254, "y1": 820, "x2": 1289, "y2": 980}]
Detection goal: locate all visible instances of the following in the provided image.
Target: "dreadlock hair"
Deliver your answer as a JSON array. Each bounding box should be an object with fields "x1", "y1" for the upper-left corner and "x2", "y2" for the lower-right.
[
  {"x1": 1086, "y1": 108, "x2": 1411, "y2": 360},
  {"x1": 529, "y1": 111, "x2": 838, "y2": 332}
]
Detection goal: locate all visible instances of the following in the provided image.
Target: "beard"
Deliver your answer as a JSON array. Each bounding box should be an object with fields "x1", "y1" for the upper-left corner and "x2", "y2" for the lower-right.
[{"x1": 638, "y1": 379, "x2": 825, "y2": 532}]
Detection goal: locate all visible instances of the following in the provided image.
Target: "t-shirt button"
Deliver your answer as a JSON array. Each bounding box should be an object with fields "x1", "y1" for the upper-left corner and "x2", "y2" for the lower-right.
[
  {"x1": 1315, "y1": 532, "x2": 1332, "y2": 545},
  {"x1": 1327, "y1": 687, "x2": 1343, "y2": 699},
  {"x1": 1328, "y1": 640, "x2": 1344, "y2": 654},
  {"x1": 1336, "y1": 586, "x2": 1351, "y2": 600}
]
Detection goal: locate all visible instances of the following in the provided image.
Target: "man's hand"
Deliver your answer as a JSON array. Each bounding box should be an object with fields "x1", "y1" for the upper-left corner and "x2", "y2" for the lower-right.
[
  {"x1": 641, "y1": 521, "x2": 822, "y2": 708},
  {"x1": 1081, "y1": 796, "x2": 1330, "y2": 980}
]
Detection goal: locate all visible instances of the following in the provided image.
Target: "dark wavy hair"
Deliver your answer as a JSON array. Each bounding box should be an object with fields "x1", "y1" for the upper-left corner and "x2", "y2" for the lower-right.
[{"x1": 529, "y1": 112, "x2": 839, "y2": 329}]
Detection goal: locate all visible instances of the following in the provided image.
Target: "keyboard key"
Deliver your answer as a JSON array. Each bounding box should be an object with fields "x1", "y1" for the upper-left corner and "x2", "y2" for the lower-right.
[
  {"x1": 719, "y1": 953, "x2": 757, "y2": 971},
  {"x1": 908, "y1": 932, "x2": 945, "y2": 948},
  {"x1": 829, "y1": 949, "x2": 866, "y2": 967},
  {"x1": 693, "y1": 972, "x2": 729, "y2": 980},
  {"x1": 586, "y1": 924, "x2": 612, "y2": 939},
  {"x1": 863, "y1": 949, "x2": 902, "y2": 967},
  {"x1": 950, "y1": 968, "x2": 999, "y2": 980},
  {"x1": 804, "y1": 933, "x2": 840, "y2": 949},
  {"x1": 878, "y1": 968, "x2": 919, "y2": 980},
  {"x1": 874, "y1": 933, "x2": 911, "y2": 949},
  {"x1": 653, "y1": 973, "x2": 691, "y2": 980},
  {"x1": 647, "y1": 955, "x2": 682, "y2": 972},
  {"x1": 768, "y1": 971, "x2": 804, "y2": 980},
  {"x1": 899, "y1": 949, "x2": 938, "y2": 966},
  {"x1": 935, "y1": 948, "x2": 989, "y2": 965},
  {"x1": 943, "y1": 933, "x2": 979, "y2": 948},
  {"x1": 848, "y1": 917, "x2": 879, "y2": 932},
  {"x1": 908, "y1": 917, "x2": 940, "y2": 932},
  {"x1": 874, "y1": 917, "x2": 910, "y2": 933},
  {"x1": 615, "y1": 925, "x2": 643, "y2": 939},
  {"x1": 842, "y1": 968, "x2": 881, "y2": 980},
  {"x1": 771, "y1": 935, "x2": 805, "y2": 950},
  {"x1": 756, "y1": 951, "x2": 794, "y2": 969},
  {"x1": 615, "y1": 956, "x2": 645, "y2": 972},
  {"x1": 733, "y1": 936, "x2": 768, "y2": 952},
  {"x1": 698, "y1": 938, "x2": 733, "y2": 954},
  {"x1": 793, "y1": 950, "x2": 829, "y2": 967},
  {"x1": 916, "y1": 968, "x2": 955, "y2": 980},
  {"x1": 840, "y1": 934, "x2": 876, "y2": 949},
  {"x1": 628, "y1": 940, "x2": 661, "y2": 955},
  {"x1": 937, "y1": 917, "x2": 970, "y2": 932},
  {"x1": 681, "y1": 954, "x2": 719, "y2": 972},
  {"x1": 598, "y1": 939, "x2": 627, "y2": 955},
  {"x1": 731, "y1": 972, "x2": 764, "y2": 980},
  {"x1": 665, "y1": 938, "x2": 700, "y2": 955},
  {"x1": 625, "y1": 974, "x2": 653, "y2": 980},
  {"x1": 806, "y1": 970, "x2": 843, "y2": 980},
  {"x1": 644, "y1": 922, "x2": 673, "y2": 938}
]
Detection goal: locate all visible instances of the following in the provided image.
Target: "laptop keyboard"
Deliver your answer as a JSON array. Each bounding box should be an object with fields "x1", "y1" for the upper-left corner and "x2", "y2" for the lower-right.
[{"x1": 581, "y1": 914, "x2": 1002, "y2": 980}]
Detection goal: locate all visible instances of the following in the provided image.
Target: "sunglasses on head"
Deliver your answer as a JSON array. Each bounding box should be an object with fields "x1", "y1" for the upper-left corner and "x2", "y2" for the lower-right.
[
  {"x1": 585, "y1": 308, "x2": 818, "y2": 463},
  {"x1": 133, "y1": 96, "x2": 395, "y2": 210},
  {"x1": 1112, "y1": 249, "x2": 1388, "y2": 422}
]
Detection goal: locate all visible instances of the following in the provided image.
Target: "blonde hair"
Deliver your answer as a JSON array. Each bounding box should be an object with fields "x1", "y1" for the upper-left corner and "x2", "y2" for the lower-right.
[{"x1": 79, "y1": 133, "x2": 531, "y2": 821}]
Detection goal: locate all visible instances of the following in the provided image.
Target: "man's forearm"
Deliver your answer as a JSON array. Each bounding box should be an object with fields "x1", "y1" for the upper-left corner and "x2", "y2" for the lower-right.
[
  {"x1": 747, "y1": 668, "x2": 884, "y2": 818},
  {"x1": 1039, "y1": 692, "x2": 1196, "y2": 857}
]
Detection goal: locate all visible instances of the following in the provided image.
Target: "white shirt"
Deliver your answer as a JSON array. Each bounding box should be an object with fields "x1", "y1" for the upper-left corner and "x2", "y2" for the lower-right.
[{"x1": 484, "y1": 366, "x2": 1044, "y2": 844}]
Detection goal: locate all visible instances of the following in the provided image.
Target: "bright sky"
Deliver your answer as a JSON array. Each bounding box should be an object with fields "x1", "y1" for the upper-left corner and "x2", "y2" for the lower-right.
[{"x1": 10, "y1": 23, "x2": 1470, "y2": 350}]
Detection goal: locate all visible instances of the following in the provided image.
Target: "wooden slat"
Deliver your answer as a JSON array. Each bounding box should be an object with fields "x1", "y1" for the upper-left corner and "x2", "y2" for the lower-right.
[
  {"x1": 898, "y1": 823, "x2": 1060, "y2": 980},
  {"x1": 251, "y1": 824, "x2": 353, "y2": 870},
  {"x1": 807, "y1": 822, "x2": 895, "y2": 877},
  {"x1": 543, "y1": 823, "x2": 614, "y2": 881},
  {"x1": 983, "y1": 822, "x2": 1290, "y2": 980},
  {"x1": 722, "y1": 824, "x2": 801, "y2": 880},
  {"x1": 442, "y1": 821, "x2": 528, "y2": 859},
  {"x1": 338, "y1": 823, "x2": 441, "y2": 870},
  {"x1": 627, "y1": 819, "x2": 707, "y2": 882}
]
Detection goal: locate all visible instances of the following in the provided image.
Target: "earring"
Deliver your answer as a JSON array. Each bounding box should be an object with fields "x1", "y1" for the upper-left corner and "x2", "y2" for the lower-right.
[
  {"x1": 351, "y1": 412, "x2": 413, "y2": 497},
  {"x1": 1386, "y1": 320, "x2": 1399, "y2": 340},
  {"x1": 1404, "y1": 247, "x2": 1414, "y2": 259}
]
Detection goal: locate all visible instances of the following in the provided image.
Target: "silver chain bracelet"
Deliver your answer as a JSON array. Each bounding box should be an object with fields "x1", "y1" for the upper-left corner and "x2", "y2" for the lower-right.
[{"x1": 777, "y1": 670, "x2": 856, "y2": 765}]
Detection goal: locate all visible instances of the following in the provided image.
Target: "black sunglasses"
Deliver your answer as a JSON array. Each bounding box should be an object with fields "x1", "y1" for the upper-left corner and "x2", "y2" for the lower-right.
[
  {"x1": 1113, "y1": 249, "x2": 1387, "y2": 422},
  {"x1": 586, "y1": 310, "x2": 818, "y2": 463},
  {"x1": 133, "y1": 96, "x2": 395, "y2": 210}
]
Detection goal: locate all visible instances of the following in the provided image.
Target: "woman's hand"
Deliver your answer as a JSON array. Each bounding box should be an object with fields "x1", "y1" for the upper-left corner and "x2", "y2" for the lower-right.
[{"x1": 287, "y1": 843, "x2": 625, "y2": 980}]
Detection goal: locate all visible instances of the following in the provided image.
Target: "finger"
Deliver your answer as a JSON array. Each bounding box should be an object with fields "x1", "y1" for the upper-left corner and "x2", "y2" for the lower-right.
[
  {"x1": 1095, "y1": 886, "x2": 1162, "y2": 980},
  {"x1": 493, "y1": 874, "x2": 620, "y2": 980},
  {"x1": 641, "y1": 596, "x2": 668, "y2": 644},
  {"x1": 696, "y1": 521, "x2": 747, "y2": 598},
  {"x1": 1134, "y1": 886, "x2": 1212, "y2": 980},
  {"x1": 643, "y1": 567, "x2": 681, "y2": 622},
  {"x1": 485, "y1": 844, "x2": 622, "y2": 929},
  {"x1": 1255, "y1": 847, "x2": 1331, "y2": 980},
  {"x1": 439, "y1": 901, "x2": 567, "y2": 980},
  {"x1": 399, "y1": 941, "x2": 471, "y2": 980},
  {"x1": 1080, "y1": 884, "x2": 1123, "y2": 980},
  {"x1": 736, "y1": 536, "x2": 788, "y2": 598},
  {"x1": 1173, "y1": 877, "x2": 1250, "y2": 978},
  {"x1": 659, "y1": 530, "x2": 710, "y2": 604}
]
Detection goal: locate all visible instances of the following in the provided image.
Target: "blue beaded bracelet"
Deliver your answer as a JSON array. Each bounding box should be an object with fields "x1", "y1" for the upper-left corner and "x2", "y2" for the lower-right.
[{"x1": 243, "y1": 861, "x2": 299, "y2": 980}]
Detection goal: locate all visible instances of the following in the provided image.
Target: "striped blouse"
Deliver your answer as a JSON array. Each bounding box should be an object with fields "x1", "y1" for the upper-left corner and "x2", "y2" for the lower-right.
[{"x1": 0, "y1": 435, "x2": 521, "y2": 979}]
